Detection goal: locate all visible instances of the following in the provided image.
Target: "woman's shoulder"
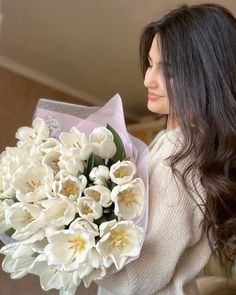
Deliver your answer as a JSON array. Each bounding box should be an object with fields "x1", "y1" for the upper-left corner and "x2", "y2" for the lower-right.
[{"x1": 149, "y1": 126, "x2": 184, "y2": 160}]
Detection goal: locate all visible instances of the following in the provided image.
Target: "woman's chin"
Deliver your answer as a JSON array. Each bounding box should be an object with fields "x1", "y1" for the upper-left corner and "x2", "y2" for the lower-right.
[{"x1": 147, "y1": 101, "x2": 169, "y2": 115}]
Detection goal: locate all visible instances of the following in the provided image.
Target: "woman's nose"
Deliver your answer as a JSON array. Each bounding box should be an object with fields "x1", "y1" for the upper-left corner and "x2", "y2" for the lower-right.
[{"x1": 144, "y1": 68, "x2": 158, "y2": 89}]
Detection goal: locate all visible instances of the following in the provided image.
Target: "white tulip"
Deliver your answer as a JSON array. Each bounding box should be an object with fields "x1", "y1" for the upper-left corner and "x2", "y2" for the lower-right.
[
  {"x1": 44, "y1": 228, "x2": 95, "y2": 271},
  {"x1": 40, "y1": 137, "x2": 60, "y2": 151},
  {"x1": 96, "y1": 220, "x2": 143, "y2": 270},
  {"x1": 32, "y1": 238, "x2": 48, "y2": 253},
  {"x1": 53, "y1": 175, "x2": 87, "y2": 201},
  {"x1": 11, "y1": 163, "x2": 54, "y2": 202},
  {"x1": 0, "y1": 201, "x2": 5, "y2": 232},
  {"x1": 69, "y1": 218, "x2": 99, "y2": 237},
  {"x1": 99, "y1": 219, "x2": 117, "y2": 237},
  {"x1": 39, "y1": 198, "x2": 76, "y2": 228},
  {"x1": 29, "y1": 254, "x2": 77, "y2": 292},
  {"x1": 84, "y1": 248, "x2": 113, "y2": 270},
  {"x1": 77, "y1": 197, "x2": 103, "y2": 220},
  {"x1": 58, "y1": 149, "x2": 85, "y2": 177},
  {"x1": 42, "y1": 149, "x2": 61, "y2": 173},
  {"x1": 89, "y1": 165, "x2": 110, "y2": 181},
  {"x1": 69, "y1": 249, "x2": 108, "y2": 285},
  {"x1": 16, "y1": 117, "x2": 49, "y2": 145},
  {"x1": 1, "y1": 145, "x2": 33, "y2": 199},
  {"x1": 89, "y1": 127, "x2": 116, "y2": 159},
  {"x1": 110, "y1": 160, "x2": 136, "y2": 185},
  {"x1": 83, "y1": 266, "x2": 107, "y2": 288},
  {"x1": 30, "y1": 138, "x2": 60, "y2": 163},
  {"x1": 32, "y1": 138, "x2": 62, "y2": 171},
  {"x1": 111, "y1": 178, "x2": 145, "y2": 219},
  {"x1": 84, "y1": 185, "x2": 112, "y2": 208},
  {"x1": 87, "y1": 247, "x2": 104, "y2": 268},
  {"x1": 5, "y1": 202, "x2": 44, "y2": 241},
  {"x1": 0, "y1": 242, "x2": 35, "y2": 279},
  {"x1": 59, "y1": 127, "x2": 93, "y2": 160},
  {"x1": 0, "y1": 169, "x2": 3, "y2": 192},
  {"x1": 0, "y1": 199, "x2": 14, "y2": 233}
]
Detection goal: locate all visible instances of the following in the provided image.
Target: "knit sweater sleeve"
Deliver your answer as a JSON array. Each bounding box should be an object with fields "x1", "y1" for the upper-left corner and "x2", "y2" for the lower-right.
[{"x1": 95, "y1": 135, "x2": 211, "y2": 295}]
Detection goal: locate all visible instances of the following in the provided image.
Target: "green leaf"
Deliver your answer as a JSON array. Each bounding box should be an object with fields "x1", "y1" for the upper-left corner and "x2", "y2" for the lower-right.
[
  {"x1": 4, "y1": 228, "x2": 15, "y2": 237},
  {"x1": 93, "y1": 155, "x2": 104, "y2": 166},
  {"x1": 106, "y1": 124, "x2": 126, "y2": 166},
  {"x1": 31, "y1": 252, "x2": 40, "y2": 258},
  {"x1": 84, "y1": 153, "x2": 95, "y2": 179},
  {"x1": 105, "y1": 179, "x2": 116, "y2": 190},
  {"x1": 94, "y1": 215, "x2": 108, "y2": 226},
  {"x1": 107, "y1": 213, "x2": 117, "y2": 222}
]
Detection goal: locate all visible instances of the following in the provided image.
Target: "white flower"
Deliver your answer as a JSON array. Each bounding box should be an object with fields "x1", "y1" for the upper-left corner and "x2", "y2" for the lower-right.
[
  {"x1": 0, "y1": 145, "x2": 32, "y2": 198},
  {"x1": 30, "y1": 138, "x2": 60, "y2": 163},
  {"x1": 84, "y1": 185, "x2": 112, "y2": 208},
  {"x1": 28, "y1": 254, "x2": 77, "y2": 292},
  {"x1": 89, "y1": 165, "x2": 110, "y2": 186},
  {"x1": 89, "y1": 127, "x2": 116, "y2": 159},
  {"x1": 0, "y1": 199, "x2": 14, "y2": 233},
  {"x1": 81, "y1": 247, "x2": 112, "y2": 278},
  {"x1": 42, "y1": 149, "x2": 61, "y2": 173},
  {"x1": 83, "y1": 266, "x2": 107, "y2": 287},
  {"x1": 33, "y1": 138, "x2": 62, "y2": 172},
  {"x1": 0, "y1": 169, "x2": 3, "y2": 192},
  {"x1": 110, "y1": 160, "x2": 136, "y2": 185},
  {"x1": 53, "y1": 175, "x2": 87, "y2": 201},
  {"x1": 77, "y1": 197, "x2": 103, "y2": 220},
  {"x1": 71, "y1": 248, "x2": 108, "y2": 287},
  {"x1": 0, "y1": 201, "x2": 5, "y2": 232},
  {"x1": 58, "y1": 149, "x2": 85, "y2": 177},
  {"x1": 99, "y1": 219, "x2": 117, "y2": 237},
  {"x1": 39, "y1": 198, "x2": 76, "y2": 228},
  {"x1": 44, "y1": 228, "x2": 95, "y2": 271},
  {"x1": 96, "y1": 220, "x2": 143, "y2": 270},
  {"x1": 11, "y1": 163, "x2": 54, "y2": 202},
  {"x1": 111, "y1": 178, "x2": 145, "y2": 219},
  {"x1": 16, "y1": 117, "x2": 49, "y2": 145},
  {"x1": 0, "y1": 242, "x2": 35, "y2": 279},
  {"x1": 32, "y1": 238, "x2": 48, "y2": 254},
  {"x1": 59, "y1": 127, "x2": 93, "y2": 160},
  {"x1": 89, "y1": 165, "x2": 110, "y2": 182},
  {"x1": 5, "y1": 202, "x2": 44, "y2": 241},
  {"x1": 69, "y1": 218, "x2": 99, "y2": 237},
  {"x1": 40, "y1": 137, "x2": 60, "y2": 151},
  {"x1": 72, "y1": 263, "x2": 93, "y2": 281},
  {"x1": 71, "y1": 250, "x2": 107, "y2": 287}
]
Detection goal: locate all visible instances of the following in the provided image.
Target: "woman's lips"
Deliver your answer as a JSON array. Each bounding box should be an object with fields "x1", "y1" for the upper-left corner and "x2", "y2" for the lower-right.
[{"x1": 148, "y1": 92, "x2": 164, "y2": 100}]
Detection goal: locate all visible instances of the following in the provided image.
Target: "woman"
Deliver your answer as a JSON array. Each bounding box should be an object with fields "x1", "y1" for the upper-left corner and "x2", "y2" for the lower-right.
[{"x1": 96, "y1": 3, "x2": 236, "y2": 294}]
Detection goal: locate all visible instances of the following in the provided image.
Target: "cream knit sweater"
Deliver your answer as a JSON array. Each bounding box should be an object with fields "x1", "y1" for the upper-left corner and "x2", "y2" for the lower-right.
[{"x1": 96, "y1": 127, "x2": 212, "y2": 295}]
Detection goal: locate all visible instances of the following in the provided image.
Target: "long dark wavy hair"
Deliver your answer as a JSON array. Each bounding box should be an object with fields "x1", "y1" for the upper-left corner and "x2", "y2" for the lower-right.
[{"x1": 140, "y1": 3, "x2": 236, "y2": 276}]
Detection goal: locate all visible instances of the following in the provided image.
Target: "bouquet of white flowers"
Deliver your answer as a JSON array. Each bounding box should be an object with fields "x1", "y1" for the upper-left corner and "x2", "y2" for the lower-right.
[{"x1": 0, "y1": 94, "x2": 149, "y2": 295}]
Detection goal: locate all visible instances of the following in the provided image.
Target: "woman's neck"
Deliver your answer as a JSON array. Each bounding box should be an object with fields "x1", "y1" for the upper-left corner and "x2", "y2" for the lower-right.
[{"x1": 166, "y1": 116, "x2": 180, "y2": 131}]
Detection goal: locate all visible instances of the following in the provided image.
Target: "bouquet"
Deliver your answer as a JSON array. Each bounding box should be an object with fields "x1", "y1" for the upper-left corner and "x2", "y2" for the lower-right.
[{"x1": 0, "y1": 94, "x2": 149, "y2": 295}]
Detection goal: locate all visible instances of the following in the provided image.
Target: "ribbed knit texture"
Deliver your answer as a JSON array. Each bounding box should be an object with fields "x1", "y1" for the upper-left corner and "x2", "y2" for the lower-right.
[{"x1": 96, "y1": 127, "x2": 212, "y2": 295}]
